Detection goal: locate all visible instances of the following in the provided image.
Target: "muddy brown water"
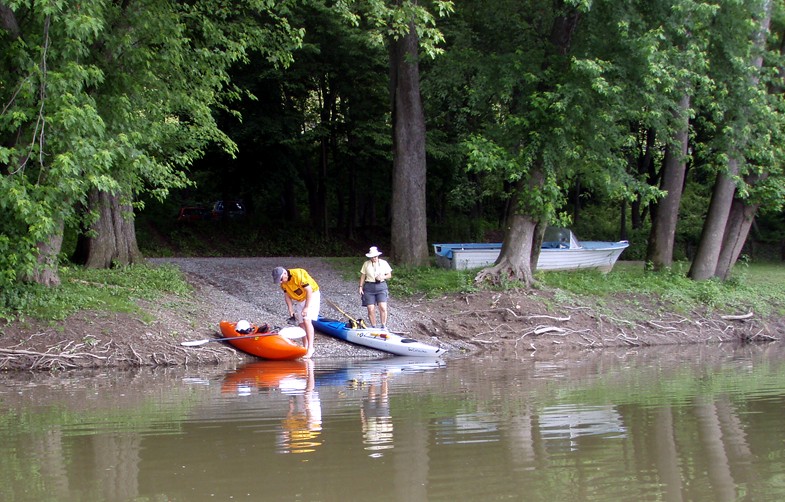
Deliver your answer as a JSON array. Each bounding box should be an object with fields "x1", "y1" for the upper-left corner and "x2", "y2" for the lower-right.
[{"x1": 1, "y1": 343, "x2": 784, "y2": 501}]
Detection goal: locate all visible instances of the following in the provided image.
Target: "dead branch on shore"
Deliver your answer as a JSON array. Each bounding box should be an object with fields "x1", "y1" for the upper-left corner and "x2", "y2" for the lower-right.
[
  {"x1": 0, "y1": 347, "x2": 108, "y2": 370},
  {"x1": 474, "y1": 323, "x2": 515, "y2": 337},
  {"x1": 528, "y1": 314, "x2": 571, "y2": 322},
  {"x1": 0, "y1": 348, "x2": 107, "y2": 360},
  {"x1": 532, "y1": 325, "x2": 567, "y2": 335},
  {"x1": 470, "y1": 338, "x2": 496, "y2": 344},
  {"x1": 720, "y1": 312, "x2": 754, "y2": 320},
  {"x1": 744, "y1": 330, "x2": 777, "y2": 341},
  {"x1": 451, "y1": 307, "x2": 570, "y2": 322},
  {"x1": 454, "y1": 298, "x2": 781, "y2": 352}
]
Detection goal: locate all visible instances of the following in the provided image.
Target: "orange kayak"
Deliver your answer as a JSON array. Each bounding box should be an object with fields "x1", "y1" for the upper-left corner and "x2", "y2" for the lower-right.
[{"x1": 219, "y1": 321, "x2": 307, "y2": 360}]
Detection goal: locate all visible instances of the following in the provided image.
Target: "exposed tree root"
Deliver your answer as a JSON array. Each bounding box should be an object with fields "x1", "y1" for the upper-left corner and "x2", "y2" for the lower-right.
[
  {"x1": 427, "y1": 291, "x2": 780, "y2": 354},
  {"x1": 474, "y1": 261, "x2": 534, "y2": 288}
]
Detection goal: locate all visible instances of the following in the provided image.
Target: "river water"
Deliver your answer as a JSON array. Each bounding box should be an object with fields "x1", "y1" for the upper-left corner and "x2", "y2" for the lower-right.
[{"x1": 1, "y1": 343, "x2": 783, "y2": 501}]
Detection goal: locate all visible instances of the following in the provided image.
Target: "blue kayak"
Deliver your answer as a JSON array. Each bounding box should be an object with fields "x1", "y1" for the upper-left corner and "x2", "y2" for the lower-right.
[{"x1": 312, "y1": 317, "x2": 447, "y2": 357}]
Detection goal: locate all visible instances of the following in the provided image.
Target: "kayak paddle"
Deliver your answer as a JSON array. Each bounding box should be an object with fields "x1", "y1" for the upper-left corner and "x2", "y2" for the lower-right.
[
  {"x1": 325, "y1": 298, "x2": 367, "y2": 328},
  {"x1": 181, "y1": 326, "x2": 306, "y2": 347},
  {"x1": 324, "y1": 298, "x2": 411, "y2": 333}
]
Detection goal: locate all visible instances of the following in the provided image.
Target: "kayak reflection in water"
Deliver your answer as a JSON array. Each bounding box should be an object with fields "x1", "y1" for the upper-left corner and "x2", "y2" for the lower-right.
[{"x1": 277, "y1": 359, "x2": 322, "y2": 454}]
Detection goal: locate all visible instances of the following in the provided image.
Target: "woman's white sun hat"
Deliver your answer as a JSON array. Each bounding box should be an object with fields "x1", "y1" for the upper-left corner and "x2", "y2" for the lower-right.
[{"x1": 365, "y1": 246, "x2": 382, "y2": 258}]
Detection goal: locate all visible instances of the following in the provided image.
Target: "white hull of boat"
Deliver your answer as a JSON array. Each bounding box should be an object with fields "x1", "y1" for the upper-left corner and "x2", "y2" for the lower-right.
[{"x1": 434, "y1": 241, "x2": 629, "y2": 272}]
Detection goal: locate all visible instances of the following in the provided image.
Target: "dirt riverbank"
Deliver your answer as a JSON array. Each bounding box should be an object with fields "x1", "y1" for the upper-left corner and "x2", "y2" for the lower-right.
[{"x1": 1, "y1": 257, "x2": 780, "y2": 371}]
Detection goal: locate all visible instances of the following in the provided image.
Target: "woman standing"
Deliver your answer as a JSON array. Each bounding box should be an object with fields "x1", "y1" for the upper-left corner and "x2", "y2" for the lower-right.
[{"x1": 358, "y1": 246, "x2": 393, "y2": 329}]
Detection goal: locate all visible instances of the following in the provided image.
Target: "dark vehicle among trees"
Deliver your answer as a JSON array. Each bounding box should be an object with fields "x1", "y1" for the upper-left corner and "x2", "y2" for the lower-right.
[{"x1": 211, "y1": 200, "x2": 247, "y2": 221}]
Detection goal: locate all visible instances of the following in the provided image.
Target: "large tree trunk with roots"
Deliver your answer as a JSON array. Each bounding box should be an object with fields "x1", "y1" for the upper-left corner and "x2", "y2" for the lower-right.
[
  {"x1": 475, "y1": 3, "x2": 580, "y2": 288},
  {"x1": 646, "y1": 94, "x2": 690, "y2": 271},
  {"x1": 475, "y1": 176, "x2": 542, "y2": 288},
  {"x1": 72, "y1": 189, "x2": 144, "y2": 268},
  {"x1": 475, "y1": 211, "x2": 537, "y2": 288},
  {"x1": 389, "y1": 21, "x2": 429, "y2": 266}
]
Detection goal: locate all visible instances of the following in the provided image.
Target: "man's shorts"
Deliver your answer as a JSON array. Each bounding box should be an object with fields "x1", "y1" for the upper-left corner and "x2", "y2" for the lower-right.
[{"x1": 293, "y1": 290, "x2": 321, "y2": 323}]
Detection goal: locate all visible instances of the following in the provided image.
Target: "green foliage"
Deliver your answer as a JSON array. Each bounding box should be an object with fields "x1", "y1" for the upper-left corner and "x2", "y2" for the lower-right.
[
  {"x1": 418, "y1": 0, "x2": 785, "y2": 279},
  {"x1": 337, "y1": 0, "x2": 454, "y2": 57},
  {"x1": 3, "y1": 0, "x2": 783, "y2": 303},
  {"x1": 0, "y1": 0, "x2": 304, "y2": 296},
  {"x1": 0, "y1": 263, "x2": 191, "y2": 321},
  {"x1": 539, "y1": 261, "x2": 785, "y2": 316}
]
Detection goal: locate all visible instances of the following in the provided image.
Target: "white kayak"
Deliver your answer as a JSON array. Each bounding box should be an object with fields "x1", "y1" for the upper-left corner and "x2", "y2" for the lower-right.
[{"x1": 312, "y1": 317, "x2": 447, "y2": 357}]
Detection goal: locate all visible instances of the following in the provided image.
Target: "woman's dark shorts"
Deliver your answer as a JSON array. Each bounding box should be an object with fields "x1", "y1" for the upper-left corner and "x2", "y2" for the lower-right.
[{"x1": 361, "y1": 282, "x2": 389, "y2": 306}]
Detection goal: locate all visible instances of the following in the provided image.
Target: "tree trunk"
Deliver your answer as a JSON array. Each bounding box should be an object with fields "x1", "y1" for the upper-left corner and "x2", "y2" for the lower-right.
[
  {"x1": 715, "y1": 172, "x2": 767, "y2": 280},
  {"x1": 715, "y1": 198, "x2": 758, "y2": 280},
  {"x1": 531, "y1": 220, "x2": 548, "y2": 272},
  {"x1": 0, "y1": 4, "x2": 20, "y2": 39},
  {"x1": 632, "y1": 128, "x2": 656, "y2": 230},
  {"x1": 318, "y1": 132, "x2": 329, "y2": 238},
  {"x1": 570, "y1": 178, "x2": 581, "y2": 224},
  {"x1": 316, "y1": 76, "x2": 333, "y2": 238},
  {"x1": 389, "y1": 22, "x2": 429, "y2": 266},
  {"x1": 475, "y1": 3, "x2": 580, "y2": 287},
  {"x1": 689, "y1": 0, "x2": 770, "y2": 281},
  {"x1": 475, "y1": 188, "x2": 537, "y2": 288},
  {"x1": 715, "y1": 0, "x2": 775, "y2": 279},
  {"x1": 72, "y1": 189, "x2": 143, "y2": 269},
  {"x1": 688, "y1": 161, "x2": 739, "y2": 280},
  {"x1": 476, "y1": 171, "x2": 544, "y2": 287},
  {"x1": 646, "y1": 94, "x2": 690, "y2": 271},
  {"x1": 28, "y1": 219, "x2": 64, "y2": 286}
]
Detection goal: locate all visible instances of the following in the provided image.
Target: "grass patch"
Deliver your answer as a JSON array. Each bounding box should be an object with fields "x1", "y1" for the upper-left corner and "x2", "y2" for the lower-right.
[
  {"x1": 537, "y1": 260, "x2": 785, "y2": 315},
  {"x1": 325, "y1": 257, "x2": 481, "y2": 298},
  {"x1": 330, "y1": 257, "x2": 785, "y2": 316},
  {"x1": 1, "y1": 263, "x2": 192, "y2": 322},
  {"x1": 5, "y1": 257, "x2": 784, "y2": 324}
]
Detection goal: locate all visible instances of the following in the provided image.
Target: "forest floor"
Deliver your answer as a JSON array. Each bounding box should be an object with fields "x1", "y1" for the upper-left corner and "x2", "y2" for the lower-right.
[{"x1": 1, "y1": 257, "x2": 781, "y2": 371}]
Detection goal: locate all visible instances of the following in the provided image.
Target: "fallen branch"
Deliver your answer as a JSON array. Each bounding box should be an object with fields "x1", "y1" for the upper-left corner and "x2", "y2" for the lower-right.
[
  {"x1": 749, "y1": 331, "x2": 777, "y2": 341},
  {"x1": 532, "y1": 326, "x2": 567, "y2": 335},
  {"x1": 603, "y1": 315, "x2": 635, "y2": 325},
  {"x1": 720, "y1": 312, "x2": 754, "y2": 321},
  {"x1": 471, "y1": 322, "x2": 516, "y2": 337},
  {"x1": 0, "y1": 348, "x2": 107, "y2": 360},
  {"x1": 527, "y1": 314, "x2": 570, "y2": 322},
  {"x1": 470, "y1": 338, "x2": 495, "y2": 344},
  {"x1": 647, "y1": 320, "x2": 678, "y2": 330},
  {"x1": 453, "y1": 307, "x2": 570, "y2": 321}
]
